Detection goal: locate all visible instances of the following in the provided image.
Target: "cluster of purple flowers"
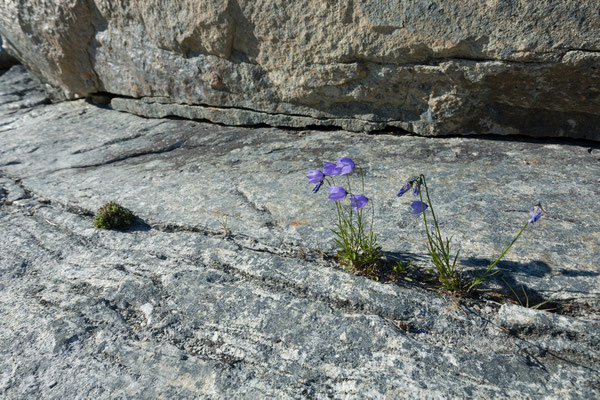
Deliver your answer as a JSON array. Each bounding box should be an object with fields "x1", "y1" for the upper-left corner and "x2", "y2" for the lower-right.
[
  {"x1": 309, "y1": 161, "x2": 545, "y2": 224},
  {"x1": 306, "y1": 157, "x2": 368, "y2": 210}
]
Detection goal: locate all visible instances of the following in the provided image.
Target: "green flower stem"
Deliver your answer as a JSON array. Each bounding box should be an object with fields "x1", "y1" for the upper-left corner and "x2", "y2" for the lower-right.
[
  {"x1": 418, "y1": 180, "x2": 433, "y2": 245},
  {"x1": 467, "y1": 221, "x2": 529, "y2": 292},
  {"x1": 327, "y1": 174, "x2": 381, "y2": 272},
  {"x1": 421, "y1": 175, "x2": 442, "y2": 243},
  {"x1": 419, "y1": 176, "x2": 445, "y2": 265},
  {"x1": 416, "y1": 175, "x2": 464, "y2": 292},
  {"x1": 423, "y1": 175, "x2": 450, "y2": 265},
  {"x1": 346, "y1": 174, "x2": 354, "y2": 220}
]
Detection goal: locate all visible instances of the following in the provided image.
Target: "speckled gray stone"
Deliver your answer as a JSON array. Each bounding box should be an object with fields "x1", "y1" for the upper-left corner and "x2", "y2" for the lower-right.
[{"x1": 1, "y1": 65, "x2": 599, "y2": 399}]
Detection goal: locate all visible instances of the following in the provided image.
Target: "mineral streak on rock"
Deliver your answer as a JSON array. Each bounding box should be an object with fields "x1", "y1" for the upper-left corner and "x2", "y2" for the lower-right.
[
  {"x1": 1, "y1": 65, "x2": 600, "y2": 399},
  {"x1": 1, "y1": 1, "x2": 599, "y2": 139}
]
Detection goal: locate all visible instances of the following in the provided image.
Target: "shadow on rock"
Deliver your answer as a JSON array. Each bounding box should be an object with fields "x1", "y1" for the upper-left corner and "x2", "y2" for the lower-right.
[
  {"x1": 123, "y1": 217, "x2": 152, "y2": 232},
  {"x1": 557, "y1": 269, "x2": 600, "y2": 278},
  {"x1": 462, "y1": 257, "x2": 562, "y2": 308},
  {"x1": 462, "y1": 257, "x2": 552, "y2": 278},
  {"x1": 380, "y1": 251, "x2": 432, "y2": 285},
  {"x1": 384, "y1": 250, "x2": 426, "y2": 266}
]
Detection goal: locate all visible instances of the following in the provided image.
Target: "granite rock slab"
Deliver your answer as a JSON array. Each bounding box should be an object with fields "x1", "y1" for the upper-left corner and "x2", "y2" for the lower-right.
[{"x1": 1, "y1": 66, "x2": 599, "y2": 399}]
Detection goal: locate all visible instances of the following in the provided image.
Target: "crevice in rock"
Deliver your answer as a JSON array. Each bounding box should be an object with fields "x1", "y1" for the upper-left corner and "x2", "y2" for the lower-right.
[
  {"x1": 150, "y1": 220, "x2": 317, "y2": 263},
  {"x1": 231, "y1": 186, "x2": 274, "y2": 218},
  {"x1": 0, "y1": 160, "x2": 21, "y2": 167},
  {"x1": 562, "y1": 47, "x2": 600, "y2": 55},
  {"x1": 111, "y1": 94, "x2": 405, "y2": 126},
  {"x1": 49, "y1": 138, "x2": 190, "y2": 171},
  {"x1": 0, "y1": 118, "x2": 18, "y2": 128},
  {"x1": 70, "y1": 133, "x2": 145, "y2": 155}
]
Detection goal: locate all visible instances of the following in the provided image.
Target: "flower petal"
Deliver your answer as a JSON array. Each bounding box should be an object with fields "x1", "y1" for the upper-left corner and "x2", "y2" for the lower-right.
[
  {"x1": 312, "y1": 182, "x2": 323, "y2": 193},
  {"x1": 328, "y1": 186, "x2": 347, "y2": 201},
  {"x1": 350, "y1": 194, "x2": 368, "y2": 210},
  {"x1": 529, "y1": 205, "x2": 542, "y2": 223},
  {"x1": 410, "y1": 201, "x2": 428, "y2": 214},
  {"x1": 323, "y1": 162, "x2": 341, "y2": 176},
  {"x1": 412, "y1": 184, "x2": 419, "y2": 197},
  {"x1": 306, "y1": 169, "x2": 324, "y2": 184},
  {"x1": 397, "y1": 183, "x2": 411, "y2": 197},
  {"x1": 336, "y1": 157, "x2": 355, "y2": 175}
]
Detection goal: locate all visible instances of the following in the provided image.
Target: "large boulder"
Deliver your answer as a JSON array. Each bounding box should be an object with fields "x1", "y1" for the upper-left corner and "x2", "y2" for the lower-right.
[{"x1": 0, "y1": 1, "x2": 599, "y2": 139}]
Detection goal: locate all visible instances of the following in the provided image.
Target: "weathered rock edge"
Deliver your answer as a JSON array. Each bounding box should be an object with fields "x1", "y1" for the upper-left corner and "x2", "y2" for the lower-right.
[{"x1": 1, "y1": 1, "x2": 600, "y2": 140}]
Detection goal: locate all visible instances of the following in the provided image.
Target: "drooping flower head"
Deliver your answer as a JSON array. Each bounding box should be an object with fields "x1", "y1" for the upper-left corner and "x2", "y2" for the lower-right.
[
  {"x1": 306, "y1": 170, "x2": 324, "y2": 184},
  {"x1": 410, "y1": 200, "x2": 428, "y2": 214},
  {"x1": 306, "y1": 170, "x2": 325, "y2": 193},
  {"x1": 328, "y1": 186, "x2": 347, "y2": 201},
  {"x1": 529, "y1": 203, "x2": 544, "y2": 223},
  {"x1": 398, "y1": 176, "x2": 421, "y2": 197},
  {"x1": 350, "y1": 195, "x2": 368, "y2": 210},
  {"x1": 336, "y1": 157, "x2": 355, "y2": 175}
]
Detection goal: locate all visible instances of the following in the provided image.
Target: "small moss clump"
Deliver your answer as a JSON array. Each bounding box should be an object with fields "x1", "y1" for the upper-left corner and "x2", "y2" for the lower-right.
[{"x1": 93, "y1": 201, "x2": 136, "y2": 230}]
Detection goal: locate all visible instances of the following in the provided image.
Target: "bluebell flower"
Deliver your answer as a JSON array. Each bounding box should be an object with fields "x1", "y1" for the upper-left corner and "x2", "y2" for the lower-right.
[
  {"x1": 336, "y1": 157, "x2": 355, "y2": 175},
  {"x1": 397, "y1": 183, "x2": 411, "y2": 197},
  {"x1": 529, "y1": 204, "x2": 543, "y2": 223},
  {"x1": 306, "y1": 170, "x2": 325, "y2": 194},
  {"x1": 350, "y1": 195, "x2": 368, "y2": 210},
  {"x1": 323, "y1": 162, "x2": 341, "y2": 176},
  {"x1": 328, "y1": 186, "x2": 347, "y2": 201},
  {"x1": 410, "y1": 201, "x2": 428, "y2": 214},
  {"x1": 306, "y1": 170, "x2": 324, "y2": 184}
]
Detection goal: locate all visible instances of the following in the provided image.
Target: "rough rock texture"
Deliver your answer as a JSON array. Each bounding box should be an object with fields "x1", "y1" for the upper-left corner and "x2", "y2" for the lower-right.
[
  {"x1": 1, "y1": 66, "x2": 600, "y2": 398},
  {"x1": 1, "y1": 1, "x2": 600, "y2": 140}
]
